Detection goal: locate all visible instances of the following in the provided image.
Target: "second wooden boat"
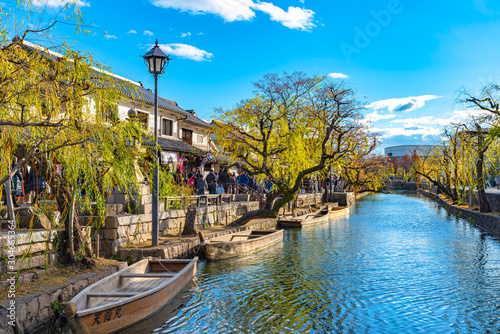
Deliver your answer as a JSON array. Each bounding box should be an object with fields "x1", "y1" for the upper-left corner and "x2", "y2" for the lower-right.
[
  {"x1": 200, "y1": 229, "x2": 284, "y2": 261},
  {"x1": 312, "y1": 204, "x2": 350, "y2": 219},
  {"x1": 278, "y1": 206, "x2": 330, "y2": 228},
  {"x1": 328, "y1": 206, "x2": 350, "y2": 219},
  {"x1": 64, "y1": 258, "x2": 197, "y2": 334}
]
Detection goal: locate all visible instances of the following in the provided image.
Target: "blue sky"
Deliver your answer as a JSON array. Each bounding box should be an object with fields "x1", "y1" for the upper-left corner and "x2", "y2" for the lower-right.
[{"x1": 7, "y1": 0, "x2": 500, "y2": 151}]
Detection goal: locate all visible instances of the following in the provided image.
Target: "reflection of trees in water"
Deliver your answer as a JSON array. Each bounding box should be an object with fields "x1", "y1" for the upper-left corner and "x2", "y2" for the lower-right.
[{"x1": 128, "y1": 194, "x2": 500, "y2": 332}]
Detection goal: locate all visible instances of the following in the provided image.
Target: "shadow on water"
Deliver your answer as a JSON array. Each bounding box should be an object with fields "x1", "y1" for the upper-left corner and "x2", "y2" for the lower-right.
[{"x1": 125, "y1": 192, "x2": 500, "y2": 333}]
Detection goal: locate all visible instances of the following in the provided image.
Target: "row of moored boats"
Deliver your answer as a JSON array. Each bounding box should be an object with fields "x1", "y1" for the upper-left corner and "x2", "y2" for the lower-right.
[{"x1": 64, "y1": 204, "x2": 350, "y2": 333}]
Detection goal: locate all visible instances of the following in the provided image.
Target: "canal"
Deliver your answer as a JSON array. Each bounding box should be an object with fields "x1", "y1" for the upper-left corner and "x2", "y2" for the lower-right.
[{"x1": 123, "y1": 192, "x2": 500, "y2": 333}]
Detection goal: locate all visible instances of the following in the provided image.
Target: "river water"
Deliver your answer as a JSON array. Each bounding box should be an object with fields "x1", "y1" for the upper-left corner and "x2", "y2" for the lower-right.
[{"x1": 123, "y1": 192, "x2": 500, "y2": 333}]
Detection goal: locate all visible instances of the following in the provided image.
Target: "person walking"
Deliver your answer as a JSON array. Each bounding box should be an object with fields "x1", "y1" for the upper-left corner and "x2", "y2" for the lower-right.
[
  {"x1": 195, "y1": 173, "x2": 207, "y2": 195},
  {"x1": 495, "y1": 173, "x2": 500, "y2": 190},
  {"x1": 206, "y1": 169, "x2": 217, "y2": 194},
  {"x1": 218, "y1": 167, "x2": 230, "y2": 193},
  {"x1": 10, "y1": 158, "x2": 22, "y2": 207}
]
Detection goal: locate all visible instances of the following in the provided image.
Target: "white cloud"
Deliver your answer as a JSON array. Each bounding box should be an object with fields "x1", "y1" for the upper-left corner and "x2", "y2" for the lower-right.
[
  {"x1": 181, "y1": 32, "x2": 191, "y2": 38},
  {"x1": 365, "y1": 111, "x2": 396, "y2": 123},
  {"x1": 127, "y1": 30, "x2": 137, "y2": 34},
  {"x1": 32, "y1": 0, "x2": 90, "y2": 7},
  {"x1": 371, "y1": 126, "x2": 442, "y2": 139},
  {"x1": 198, "y1": 31, "x2": 204, "y2": 35},
  {"x1": 328, "y1": 72, "x2": 349, "y2": 79},
  {"x1": 150, "y1": 0, "x2": 315, "y2": 30},
  {"x1": 104, "y1": 34, "x2": 117, "y2": 39},
  {"x1": 158, "y1": 43, "x2": 213, "y2": 61},
  {"x1": 144, "y1": 30, "x2": 154, "y2": 36},
  {"x1": 391, "y1": 110, "x2": 491, "y2": 128},
  {"x1": 368, "y1": 95, "x2": 440, "y2": 113},
  {"x1": 251, "y1": 2, "x2": 315, "y2": 31}
]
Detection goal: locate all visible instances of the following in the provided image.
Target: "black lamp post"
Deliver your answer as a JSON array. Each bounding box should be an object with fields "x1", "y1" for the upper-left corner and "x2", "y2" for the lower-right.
[{"x1": 142, "y1": 39, "x2": 170, "y2": 247}]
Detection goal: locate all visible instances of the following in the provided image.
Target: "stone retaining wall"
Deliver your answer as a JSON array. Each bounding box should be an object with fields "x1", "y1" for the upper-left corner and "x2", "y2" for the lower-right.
[
  {"x1": 0, "y1": 230, "x2": 63, "y2": 274},
  {"x1": 470, "y1": 192, "x2": 500, "y2": 213},
  {"x1": 295, "y1": 193, "x2": 324, "y2": 207},
  {"x1": 420, "y1": 190, "x2": 500, "y2": 237},
  {"x1": 81, "y1": 201, "x2": 260, "y2": 258},
  {"x1": 329, "y1": 192, "x2": 356, "y2": 207},
  {"x1": 119, "y1": 218, "x2": 277, "y2": 262},
  {"x1": 0, "y1": 263, "x2": 124, "y2": 334}
]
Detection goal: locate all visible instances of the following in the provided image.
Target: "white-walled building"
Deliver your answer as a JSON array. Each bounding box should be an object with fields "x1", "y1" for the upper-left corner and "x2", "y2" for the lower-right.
[{"x1": 115, "y1": 76, "x2": 216, "y2": 176}]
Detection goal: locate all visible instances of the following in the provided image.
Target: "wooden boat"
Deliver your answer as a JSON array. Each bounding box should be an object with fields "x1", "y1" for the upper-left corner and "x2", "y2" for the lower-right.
[
  {"x1": 328, "y1": 206, "x2": 350, "y2": 219},
  {"x1": 200, "y1": 229, "x2": 284, "y2": 261},
  {"x1": 278, "y1": 206, "x2": 330, "y2": 228},
  {"x1": 312, "y1": 204, "x2": 350, "y2": 219},
  {"x1": 64, "y1": 258, "x2": 197, "y2": 334}
]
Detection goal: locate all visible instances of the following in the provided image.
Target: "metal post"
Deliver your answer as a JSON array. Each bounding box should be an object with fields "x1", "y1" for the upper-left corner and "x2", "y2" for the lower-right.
[
  {"x1": 329, "y1": 167, "x2": 333, "y2": 203},
  {"x1": 152, "y1": 74, "x2": 159, "y2": 247}
]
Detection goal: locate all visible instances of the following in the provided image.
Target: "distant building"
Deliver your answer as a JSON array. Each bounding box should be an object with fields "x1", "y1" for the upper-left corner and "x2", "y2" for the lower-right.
[{"x1": 384, "y1": 145, "x2": 436, "y2": 159}]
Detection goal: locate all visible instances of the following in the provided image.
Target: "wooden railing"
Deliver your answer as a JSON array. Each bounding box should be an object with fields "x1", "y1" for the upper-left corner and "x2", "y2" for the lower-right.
[{"x1": 160, "y1": 193, "x2": 233, "y2": 210}]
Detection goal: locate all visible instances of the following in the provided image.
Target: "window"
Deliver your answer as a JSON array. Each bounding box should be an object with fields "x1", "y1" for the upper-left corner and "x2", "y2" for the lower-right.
[
  {"x1": 198, "y1": 134, "x2": 204, "y2": 143},
  {"x1": 162, "y1": 119, "x2": 173, "y2": 136}
]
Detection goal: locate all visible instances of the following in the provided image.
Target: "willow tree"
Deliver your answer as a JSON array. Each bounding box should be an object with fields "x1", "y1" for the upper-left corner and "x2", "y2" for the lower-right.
[
  {"x1": 211, "y1": 72, "x2": 373, "y2": 224},
  {"x1": 0, "y1": 1, "x2": 146, "y2": 265}
]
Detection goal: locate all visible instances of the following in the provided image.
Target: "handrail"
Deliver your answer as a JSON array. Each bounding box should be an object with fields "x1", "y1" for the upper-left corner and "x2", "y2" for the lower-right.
[{"x1": 159, "y1": 193, "x2": 233, "y2": 210}]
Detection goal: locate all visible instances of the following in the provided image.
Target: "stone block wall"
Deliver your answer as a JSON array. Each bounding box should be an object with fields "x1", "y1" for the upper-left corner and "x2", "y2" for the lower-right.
[
  {"x1": 119, "y1": 218, "x2": 277, "y2": 262},
  {"x1": 329, "y1": 192, "x2": 356, "y2": 207},
  {"x1": 81, "y1": 201, "x2": 261, "y2": 258},
  {"x1": 470, "y1": 192, "x2": 500, "y2": 213},
  {"x1": 0, "y1": 230, "x2": 63, "y2": 274},
  {"x1": 0, "y1": 263, "x2": 124, "y2": 334},
  {"x1": 295, "y1": 193, "x2": 324, "y2": 207}
]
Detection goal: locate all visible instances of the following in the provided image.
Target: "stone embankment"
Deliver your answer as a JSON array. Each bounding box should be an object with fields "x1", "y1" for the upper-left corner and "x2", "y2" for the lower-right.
[
  {"x1": 420, "y1": 190, "x2": 500, "y2": 237},
  {"x1": 0, "y1": 262, "x2": 125, "y2": 334}
]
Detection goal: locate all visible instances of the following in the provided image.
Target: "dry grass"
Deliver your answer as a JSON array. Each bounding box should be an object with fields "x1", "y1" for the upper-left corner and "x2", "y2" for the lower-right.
[{"x1": 0, "y1": 258, "x2": 118, "y2": 302}]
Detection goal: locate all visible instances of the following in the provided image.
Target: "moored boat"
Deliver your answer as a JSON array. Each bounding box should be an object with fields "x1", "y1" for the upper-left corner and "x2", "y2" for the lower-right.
[
  {"x1": 278, "y1": 206, "x2": 330, "y2": 228},
  {"x1": 64, "y1": 258, "x2": 197, "y2": 334},
  {"x1": 328, "y1": 206, "x2": 350, "y2": 219},
  {"x1": 312, "y1": 204, "x2": 350, "y2": 219},
  {"x1": 200, "y1": 229, "x2": 283, "y2": 261}
]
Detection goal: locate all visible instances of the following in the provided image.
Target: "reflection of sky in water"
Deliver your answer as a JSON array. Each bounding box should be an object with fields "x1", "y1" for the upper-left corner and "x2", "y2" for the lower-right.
[{"x1": 123, "y1": 193, "x2": 500, "y2": 334}]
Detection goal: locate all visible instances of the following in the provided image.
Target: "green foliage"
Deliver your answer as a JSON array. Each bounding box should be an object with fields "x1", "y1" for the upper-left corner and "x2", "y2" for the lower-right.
[
  {"x1": 211, "y1": 72, "x2": 376, "y2": 210},
  {"x1": 51, "y1": 300, "x2": 64, "y2": 314}
]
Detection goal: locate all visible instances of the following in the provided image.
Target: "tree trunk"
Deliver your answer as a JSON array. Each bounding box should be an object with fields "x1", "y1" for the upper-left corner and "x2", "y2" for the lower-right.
[
  {"x1": 39, "y1": 158, "x2": 94, "y2": 266},
  {"x1": 182, "y1": 206, "x2": 198, "y2": 235},
  {"x1": 476, "y1": 144, "x2": 491, "y2": 213}
]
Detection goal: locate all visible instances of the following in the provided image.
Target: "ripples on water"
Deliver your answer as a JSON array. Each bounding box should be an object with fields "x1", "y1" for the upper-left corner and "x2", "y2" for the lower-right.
[{"x1": 123, "y1": 193, "x2": 500, "y2": 333}]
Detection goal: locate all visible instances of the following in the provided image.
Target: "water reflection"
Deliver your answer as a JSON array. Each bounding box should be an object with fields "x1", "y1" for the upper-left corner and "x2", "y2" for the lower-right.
[{"x1": 127, "y1": 193, "x2": 500, "y2": 333}]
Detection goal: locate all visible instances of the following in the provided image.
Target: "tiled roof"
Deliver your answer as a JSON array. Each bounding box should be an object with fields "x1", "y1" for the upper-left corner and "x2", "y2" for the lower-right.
[
  {"x1": 119, "y1": 81, "x2": 211, "y2": 129},
  {"x1": 142, "y1": 137, "x2": 208, "y2": 156}
]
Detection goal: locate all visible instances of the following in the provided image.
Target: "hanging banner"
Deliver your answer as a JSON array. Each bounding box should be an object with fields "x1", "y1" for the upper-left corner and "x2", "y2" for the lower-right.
[
  {"x1": 198, "y1": 157, "x2": 208, "y2": 170},
  {"x1": 177, "y1": 158, "x2": 184, "y2": 172}
]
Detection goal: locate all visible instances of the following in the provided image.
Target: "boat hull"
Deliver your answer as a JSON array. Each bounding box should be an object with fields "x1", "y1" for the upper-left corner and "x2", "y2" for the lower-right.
[
  {"x1": 203, "y1": 230, "x2": 283, "y2": 261},
  {"x1": 68, "y1": 259, "x2": 197, "y2": 334},
  {"x1": 278, "y1": 214, "x2": 329, "y2": 228},
  {"x1": 278, "y1": 207, "x2": 330, "y2": 228},
  {"x1": 328, "y1": 206, "x2": 350, "y2": 219}
]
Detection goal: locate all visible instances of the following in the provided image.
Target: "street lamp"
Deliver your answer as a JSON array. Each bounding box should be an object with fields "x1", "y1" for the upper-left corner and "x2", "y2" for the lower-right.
[{"x1": 142, "y1": 39, "x2": 170, "y2": 247}]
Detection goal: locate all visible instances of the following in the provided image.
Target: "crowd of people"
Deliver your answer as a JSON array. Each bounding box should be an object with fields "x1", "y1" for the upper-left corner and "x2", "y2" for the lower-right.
[
  {"x1": 172, "y1": 167, "x2": 274, "y2": 195},
  {"x1": 169, "y1": 165, "x2": 343, "y2": 196}
]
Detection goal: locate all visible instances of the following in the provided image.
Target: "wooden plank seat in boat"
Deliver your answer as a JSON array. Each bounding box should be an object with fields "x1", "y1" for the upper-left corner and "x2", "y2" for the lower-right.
[
  {"x1": 87, "y1": 292, "x2": 138, "y2": 298},
  {"x1": 120, "y1": 273, "x2": 176, "y2": 278}
]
